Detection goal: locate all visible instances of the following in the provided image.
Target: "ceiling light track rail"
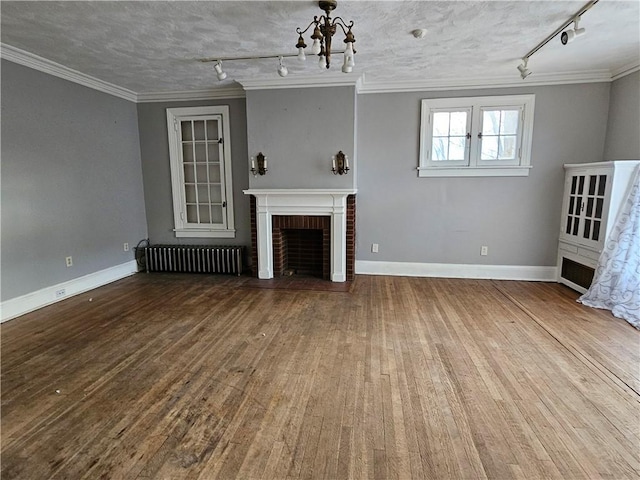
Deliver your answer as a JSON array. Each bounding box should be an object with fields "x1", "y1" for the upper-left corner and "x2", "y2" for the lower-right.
[{"x1": 517, "y1": 0, "x2": 599, "y2": 79}]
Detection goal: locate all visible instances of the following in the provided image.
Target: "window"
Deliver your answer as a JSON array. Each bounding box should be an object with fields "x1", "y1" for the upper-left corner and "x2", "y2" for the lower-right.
[
  {"x1": 418, "y1": 95, "x2": 535, "y2": 177},
  {"x1": 166, "y1": 106, "x2": 235, "y2": 238}
]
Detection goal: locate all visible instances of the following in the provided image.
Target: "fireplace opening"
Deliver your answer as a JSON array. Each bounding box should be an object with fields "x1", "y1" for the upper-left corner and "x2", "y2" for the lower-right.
[
  {"x1": 271, "y1": 215, "x2": 331, "y2": 280},
  {"x1": 282, "y1": 229, "x2": 323, "y2": 277}
]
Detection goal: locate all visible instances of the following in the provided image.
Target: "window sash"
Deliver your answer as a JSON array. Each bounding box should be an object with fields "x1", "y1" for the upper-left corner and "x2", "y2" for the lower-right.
[
  {"x1": 477, "y1": 106, "x2": 523, "y2": 167},
  {"x1": 425, "y1": 108, "x2": 472, "y2": 167}
]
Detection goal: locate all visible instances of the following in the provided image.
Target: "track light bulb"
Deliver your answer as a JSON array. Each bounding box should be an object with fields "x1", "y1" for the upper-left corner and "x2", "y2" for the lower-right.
[
  {"x1": 517, "y1": 60, "x2": 531, "y2": 80},
  {"x1": 561, "y1": 18, "x2": 585, "y2": 45},
  {"x1": 277, "y1": 57, "x2": 288, "y2": 77},
  {"x1": 214, "y1": 61, "x2": 227, "y2": 81}
]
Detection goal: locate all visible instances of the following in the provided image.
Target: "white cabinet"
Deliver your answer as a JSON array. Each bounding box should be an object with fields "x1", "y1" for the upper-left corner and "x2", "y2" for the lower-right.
[{"x1": 558, "y1": 161, "x2": 640, "y2": 293}]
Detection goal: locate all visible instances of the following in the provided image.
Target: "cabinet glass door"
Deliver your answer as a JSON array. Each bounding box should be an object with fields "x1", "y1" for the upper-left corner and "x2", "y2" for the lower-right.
[
  {"x1": 565, "y1": 175, "x2": 585, "y2": 237},
  {"x1": 582, "y1": 174, "x2": 607, "y2": 243}
]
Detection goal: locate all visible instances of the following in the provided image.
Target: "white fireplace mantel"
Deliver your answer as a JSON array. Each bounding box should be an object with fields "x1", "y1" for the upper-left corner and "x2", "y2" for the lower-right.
[{"x1": 244, "y1": 189, "x2": 357, "y2": 282}]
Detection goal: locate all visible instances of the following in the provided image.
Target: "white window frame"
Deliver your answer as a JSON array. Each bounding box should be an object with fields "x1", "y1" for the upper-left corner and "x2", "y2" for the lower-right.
[
  {"x1": 418, "y1": 95, "x2": 535, "y2": 177},
  {"x1": 166, "y1": 106, "x2": 235, "y2": 238}
]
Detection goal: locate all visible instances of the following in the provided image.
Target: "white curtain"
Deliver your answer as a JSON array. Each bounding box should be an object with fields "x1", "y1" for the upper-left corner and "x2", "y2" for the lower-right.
[{"x1": 579, "y1": 165, "x2": 640, "y2": 328}]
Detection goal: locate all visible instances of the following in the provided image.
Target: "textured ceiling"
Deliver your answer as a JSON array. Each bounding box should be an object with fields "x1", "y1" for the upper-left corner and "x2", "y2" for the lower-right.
[{"x1": 1, "y1": 1, "x2": 639, "y2": 94}]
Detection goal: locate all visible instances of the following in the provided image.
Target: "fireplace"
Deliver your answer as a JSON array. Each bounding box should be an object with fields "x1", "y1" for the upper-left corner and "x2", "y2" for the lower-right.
[{"x1": 245, "y1": 189, "x2": 356, "y2": 282}]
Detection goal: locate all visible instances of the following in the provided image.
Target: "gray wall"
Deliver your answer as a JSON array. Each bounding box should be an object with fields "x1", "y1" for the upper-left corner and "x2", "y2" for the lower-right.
[
  {"x1": 137, "y1": 98, "x2": 250, "y2": 246},
  {"x1": 246, "y1": 86, "x2": 357, "y2": 189},
  {"x1": 603, "y1": 71, "x2": 640, "y2": 160},
  {"x1": 355, "y1": 83, "x2": 611, "y2": 267},
  {"x1": 1, "y1": 59, "x2": 148, "y2": 301}
]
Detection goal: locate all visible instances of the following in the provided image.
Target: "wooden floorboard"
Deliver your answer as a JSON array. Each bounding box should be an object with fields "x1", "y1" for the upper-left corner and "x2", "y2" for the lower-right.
[{"x1": 1, "y1": 273, "x2": 639, "y2": 479}]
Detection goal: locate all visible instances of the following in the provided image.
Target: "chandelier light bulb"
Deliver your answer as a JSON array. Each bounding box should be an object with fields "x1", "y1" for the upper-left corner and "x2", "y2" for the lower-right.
[
  {"x1": 318, "y1": 54, "x2": 326, "y2": 69},
  {"x1": 311, "y1": 38, "x2": 322, "y2": 55},
  {"x1": 297, "y1": 47, "x2": 306, "y2": 61}
]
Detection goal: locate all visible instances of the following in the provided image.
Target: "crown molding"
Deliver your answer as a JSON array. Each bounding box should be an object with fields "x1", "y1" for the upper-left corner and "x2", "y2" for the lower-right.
[
  {"x1": 611, "y1": 61, "x2": 640, "y2": 81},
  {"x1": 357, "y1": 69, "x2": 615, "y2": 94},
  {"x1": 1, "y1": 43, "x2": 137, "y2": 102},
  {"x1": 238, "y1": 72, "x2": 364, "y2": 91},
  {"x1": 136, "y1": 87, "x2": 246, "y2": 103}
]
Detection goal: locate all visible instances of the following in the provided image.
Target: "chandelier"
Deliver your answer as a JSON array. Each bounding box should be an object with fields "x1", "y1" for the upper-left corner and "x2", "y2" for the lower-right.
[{"x1": 295, "y1": 0, "x2": 356, "y2": 73}]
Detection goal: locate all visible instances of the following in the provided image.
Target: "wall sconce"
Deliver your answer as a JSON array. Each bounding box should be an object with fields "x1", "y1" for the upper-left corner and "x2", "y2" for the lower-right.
[
  {"x1": 250, "y1": 152, "x2": 268, "y2": 176},
  {"x1": 331, "y1": 151, "x2": 350, "y2": 175}
]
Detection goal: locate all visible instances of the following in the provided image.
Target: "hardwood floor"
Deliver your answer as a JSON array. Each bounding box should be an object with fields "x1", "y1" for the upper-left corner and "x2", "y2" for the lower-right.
[{"x1": 1, "y1": 274, "x2": 639, "y2": 479}]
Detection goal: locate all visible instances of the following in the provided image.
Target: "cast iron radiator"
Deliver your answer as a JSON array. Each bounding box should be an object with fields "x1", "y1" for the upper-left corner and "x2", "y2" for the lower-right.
[{"x1": 143, "y1": 245, "x2": 243, "y2": 276}]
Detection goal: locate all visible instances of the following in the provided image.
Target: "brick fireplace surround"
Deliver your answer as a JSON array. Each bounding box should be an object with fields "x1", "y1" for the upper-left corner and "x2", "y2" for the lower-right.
[{"x1": 246, "y1": 190, "x2": 356, "y2": 282}]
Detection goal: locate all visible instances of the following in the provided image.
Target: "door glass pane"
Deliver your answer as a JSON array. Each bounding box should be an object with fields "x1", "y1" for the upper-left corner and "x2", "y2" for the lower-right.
[
  {"x1": 572, "y1": 219, "x2": 579, "y2": 236},
  {"x1": 186, "y1": 205, "x2": 198, "y2": 223},
  {"x1": 206, "y1": 119, "x2": 219, "y2": 141},
  {"x1": 183, "y1": 165, "x2": 195, "y2": 183},
  {"x1": 208, "y1": 165, "x2": 221, "y2": 183},
  {"x1": 198, "y1": 205, "x2": 211, "y2": 223},
  {"x1": 595, "y1": 198, "x2": 603, "y2": 218},
  {"x1": 589, "y1": 176, "x2": 597, "y2": 195},
  {"x1": 193, "y1": 121, "x2": 205, "y2": 140},
  {"x1": 574, "y1": 197, "x2": 582, "y2": 215},
  {"x1": 182, "y1": 144, "x2": 194, "y2": 163},
  {"x1": 598, "y1": 175, "x2": 606, "y2": 196},
  {"x1": 207, "y1": 143, "x2": 220, "y2": 162},
  {"x1": 211, "y1": 206, "x2": 224, "y2": 224},
  {"x1": 185, "y1": 185, "x2": 196, "y2": 203},
  {"x1": 593, "y1": 221, "x2": 601, "y2": 241},
  {"x1": 197, "y1": 185, "x2": 209, "y2": 203},
  {"x1": 194, "y1": 143, "x2": 206, "y2": 161},
  {"x1": 181, "y1": 121, "x2": 193, "y2": 141},
  {"x1": 577, "y1": 176, "x2": 585, "y2": 194},
  {"x1": 566, "y1": 217, "x2": 573, "y2": 234},
  {"x1": 209, "y1": 186, "x2": 222, "y2": 203},
  {"x1": 571, "y1": 176, "x2": 577, "y2": 194},
  {"x1": 586, "y1": 197, "x2": 594, "y2": 217},
  {"x1": 583, "y1": 219, "x2": 591, "y2": 239}
]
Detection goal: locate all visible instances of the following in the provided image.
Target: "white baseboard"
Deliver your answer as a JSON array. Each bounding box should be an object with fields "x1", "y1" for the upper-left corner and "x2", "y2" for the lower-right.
[
  {"x1": 1, "y1": 261, "x2": 138, "y2": 323},
  {"x1": 355, "y1": 260, "x2": 557, "y2": 282}
]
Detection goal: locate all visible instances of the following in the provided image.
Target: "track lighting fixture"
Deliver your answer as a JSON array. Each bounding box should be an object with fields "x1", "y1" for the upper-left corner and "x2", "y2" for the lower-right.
[
  {"x1": 517, "y1": 59, "x2": 532, "y2": 79},
  {"x1": 214, "y1": 60, "x2": 227, "y2": 81},
  {"x1": 277, "y1": 57, "x2": 288, "y2": 77},
  {"x1": 296, "y1": 0, "x2": 357, "y2": 72},
  {"x1": 561, "y1": 17, "x2": 586, "y2": 45},
  {"x1": 517, "y1": 0, "x2": 598, "y2": 80}
]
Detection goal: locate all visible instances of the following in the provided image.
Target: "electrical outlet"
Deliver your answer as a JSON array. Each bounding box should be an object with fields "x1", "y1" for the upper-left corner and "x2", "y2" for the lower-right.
[
  {"x1": 65, "y1": 256, "x2": 73, "y2": 267},
  {"x1": 124, "y1": 242, "x2": 129, "y2": 252},
  {"x1": 55, "y1": 288, "x2": 66, "y2": 299},
  {"x1": 481, "y1": 246, "x2": 488, "y2": 256},
  {"x1": 371, "y1": 243, "x2": 379, "y2": 253}
]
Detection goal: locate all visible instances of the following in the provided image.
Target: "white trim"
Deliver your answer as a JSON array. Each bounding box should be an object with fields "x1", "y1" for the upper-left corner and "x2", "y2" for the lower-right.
[
  {"x1": 355, "y1": 260, "x2": 557, "y2": 282},
  {"x1": 174, "y1": 229, "x2": 236, "y2": 238},
  {"x1": 0, "y1": 261, "x2": 138, "y2": 323},
  {"x1": 0, "y1": 43, "x2": 137, "y2": 102},
  {"x1": 417, "y1": 166, "x2": 531, "y2": 177},
  {"x1": 358, "y1": 70, "x2": 614, "y2": 94},
  {"x1": 239, "y1": 73, "x2": 364, "y2": 91},
  {"x1": 610, "y1": 61, "x2": 640, "y2": 81},
  {"x1": 136, "y1": 88, "x2": 246, "y2": 103}
]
